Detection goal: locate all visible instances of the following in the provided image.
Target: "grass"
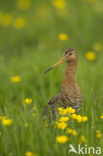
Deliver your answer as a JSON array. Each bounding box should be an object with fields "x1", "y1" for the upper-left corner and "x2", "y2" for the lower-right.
[{"x1": 0, "y1": 0, "x2": 103, "y2": 156}]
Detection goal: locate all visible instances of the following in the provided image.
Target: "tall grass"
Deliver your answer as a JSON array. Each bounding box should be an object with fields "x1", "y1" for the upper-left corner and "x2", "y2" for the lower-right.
[{"x1": 0, "y1": 0, "x2": 103, "y2": 155}]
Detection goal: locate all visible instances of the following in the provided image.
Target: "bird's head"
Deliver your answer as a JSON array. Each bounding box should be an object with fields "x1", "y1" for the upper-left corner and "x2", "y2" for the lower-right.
[
  {"x1": 64, "y1": 48, "x2": 77, "y2": 62},
  {"x1": 44, "y1": 48, "x2": 77, "y2": 74}
]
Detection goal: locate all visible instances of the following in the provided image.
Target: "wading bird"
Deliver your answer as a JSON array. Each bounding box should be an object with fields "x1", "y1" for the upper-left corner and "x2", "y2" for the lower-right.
[{"x1": 43, "y1": 48, "x2": 82, "y2": 118}]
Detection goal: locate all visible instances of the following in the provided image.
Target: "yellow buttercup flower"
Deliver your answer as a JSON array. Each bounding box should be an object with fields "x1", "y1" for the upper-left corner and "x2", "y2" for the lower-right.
[
  {"x1": 76, "y1": 115, "x2": 83, "y2": 122},
  {"x1": 72, "y1": 130, "x2": 78, "y2": 136},
  {"x1": 59, "y1": 116, "x2": 69, "y2": 122},
  {"x1": 93, "y1": 42, "x2": 102, "y2": 51},
  {"x1": 58, "y1": 107, "x2": 75, "y2": 116},
  {"x1": 82, "y1": 116, "x2": 88, "y2": 122},
  {"x1": 1, "y1": 14, "x2": 12, "y2": 27},
  {"x1": 56, "y1": 135, "x2": 68, "y2": 144},
  {"x1": 79, "y1": 135, "x2": 87, "y2": 144},
  {"x1": 25, "y1": 152, "x2": 37, "y2": 156},
  {"x1": 2, "y1": 119, "x2": 13, "y2": 126},
  {"x1": 100, "y1": 114, "x2": 103, "y2": 119},
  {"x1": 76, "y1": 115, "x2": 88, "y2": 123},
  {"x1": 58, "y1": 33, "x2": 68, "y2": 41},
  {"x1": 11, "y1": 76, "x2": 21, "y2": 83},
  {"x1": 85, "y1": 51, "x2": 96, "y2": 61},
  {"x1": 17, "y1": 0, "x2": 31, "y2": 10},
  {"x1": 25, "y1": 98, "x2": 32, "y2": 104},
  {"x1": 70, "y1": 113, "x2": 77, "y2": 119},
  {"x1": 66, "y1": 107, "x2": 75, "y2": 114},
  {"x1": 13, "y1": 17, "x2": 26, "y2": 29},
  {"x1": 66, "y1": 128, "x2": 78, "y2": 136},
  {"x1": 52, "y1": 0, "x2": 66, "y2": 9},
  {"x1": 96, "y1": 130, "x2": 102, "y2": 139},
  {"x1": 25, "y1": 123, "x2": 29, "y2": 127},
  {"x1": 57, "y1": 122, "x2": 67, "y2": 130},
  {"x1": 0, "y1": 131, "x2": 2, "y2": 136},
  {"x1": 58, "y1": 107, "x2": 63, "y2": 112},
  {"x1": 58, "y1": 107, "x2": 67, "y2": 115},
  {"x1": 66, "y1": 128, "x2": 72, "y2": 134}
]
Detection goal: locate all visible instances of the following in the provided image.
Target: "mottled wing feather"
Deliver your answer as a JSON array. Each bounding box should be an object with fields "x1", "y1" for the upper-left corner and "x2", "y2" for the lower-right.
[
  {"x1": 60, "y1": 93, "x2": 82, "y2": 111},
  {"x1": 43, "y1": 92, "x2": 82, "y2": 119},
  {"x1": 42, "y1": 95, "x2": 59, "y2": 119}
]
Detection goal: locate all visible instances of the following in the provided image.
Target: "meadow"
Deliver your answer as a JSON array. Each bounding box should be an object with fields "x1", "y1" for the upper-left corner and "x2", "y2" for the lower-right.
[{"x1": 0, "y1": 0, "x2": 103, "y2": 156}]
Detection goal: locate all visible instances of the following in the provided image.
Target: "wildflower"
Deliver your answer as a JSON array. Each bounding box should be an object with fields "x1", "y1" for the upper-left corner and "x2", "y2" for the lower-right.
[
  {"x1": 66, "y1": 128, "x2": 72, "y2": 134},
  {"x1": 2, "y1": 119, "x2": 13, "y2": 126},
  {"x1": 57, "y1": 122, "x2": 67, "y2": 130},
  {"x1": 82, "y1": 116, "x2": 88, "y2": 122},
  {"x1": 56, "y1": 135, "x2": 68, "y2": 144},
  {"x1": 76, "y1": 115, "x2": 88, "y2": 123},
  {"x1": 17, "y1": 0, "x2": 31, "y2": 10},
  {"x1": 13, "y1": 17, "x2": 26, "y2": 29},
  {"x1": 25, "y1": 152, "x2": 37, "y2": 156},
  {"x1": 85, "y1": 51, "x2": 96, "y2": 61},
  {"x1": 70, "y1": 114, "x2": 88, "y2": 123},
  {"x1": 59, "y1": 116, "x2": 69, "y2": 122},
  {"x1": 1, "y1": 14, "x2": 12, "y2": 27},
  {"x1": 66, "y1": 107, "x2": 75, "y2": 114},
  {"x1": 58, "y1": 107, "x2": 75, "y2": 115},
  {"x1": 58, "y1": 107, "x2": 67, "y2": 115},
  {"x1": 66, "y1": 128, "x2": 78, "y2": 136},
  {"x1": 76, "y1": 115, "x2": 83, "y2": 123},
  {"x1": 52, "y1": 0, "x2": 66, "y2": 9},
  {"x1": 79, "y1": 135, "x2": 87, "y2": 144},
  {"x1": 58, "y1": 107, "x2": 63, "y2": 112},
  {"x1": 70, "y1": 113, "x2": 77, "y2": 119},
  {"x1": 93, "y1": 42, "x2": 102, "y2": 51},
  {"x1": 96, "y1": 130, "x2": 102, "y2": 139},
  {"x1": 58, "y1": 33, "x2": 68, "y2": 41},
  {"x1": 25, "y1": 123, "x2": 29, "y2": 127},
  {"x1": 25, "y1": 98, "x2": 32, "y2": 104},
  {"x1": 80, "y1": 135, "x2": 86, "y2": 142},
  {"x1": 100, "y1": 114, "x2": 103, "y2": 119},
  {"x1": 72, "y1": 130, "x2": 78, "y2": 136},
  {"x1": 11, "y1": 76, "x2": 21, "y2": 83}
]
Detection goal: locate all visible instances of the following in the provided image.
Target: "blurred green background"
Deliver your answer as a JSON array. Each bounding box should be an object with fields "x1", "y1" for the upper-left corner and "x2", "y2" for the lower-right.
[
  {"x1": 0, "y1": 0, "x2": 103, "y2": 156},
  {"x1": 0, "y1": 0, "x2": 103, "y2": 106}
]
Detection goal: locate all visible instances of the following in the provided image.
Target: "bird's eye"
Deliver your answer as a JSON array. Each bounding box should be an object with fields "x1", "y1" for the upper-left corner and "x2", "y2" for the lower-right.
[{"x1": 69, "y1": 53, "x2": 72, "y2": 55}]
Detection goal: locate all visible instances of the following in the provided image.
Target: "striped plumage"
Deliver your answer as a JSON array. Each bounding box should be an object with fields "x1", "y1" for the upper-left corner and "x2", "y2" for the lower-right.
[{"x1": 43, "y1": 48, "x2": 83, "y2": 118}]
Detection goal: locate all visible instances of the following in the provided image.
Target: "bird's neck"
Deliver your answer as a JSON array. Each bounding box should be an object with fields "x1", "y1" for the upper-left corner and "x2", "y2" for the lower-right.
[{"x1": 62, "y1": 61, "x2": 77, "y2": 89}]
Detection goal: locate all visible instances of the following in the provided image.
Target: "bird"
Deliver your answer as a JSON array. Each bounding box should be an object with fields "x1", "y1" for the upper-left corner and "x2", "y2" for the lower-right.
[{"x1": 43, "y1": 48, "x2": 83, "y2": 119}]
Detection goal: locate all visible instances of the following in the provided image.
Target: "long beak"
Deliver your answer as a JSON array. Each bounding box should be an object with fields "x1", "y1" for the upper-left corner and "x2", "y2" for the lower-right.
[{"x1": 44, "y1": 57, "x2": 65, "y2": 74}]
